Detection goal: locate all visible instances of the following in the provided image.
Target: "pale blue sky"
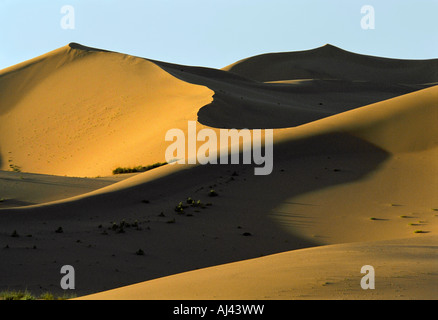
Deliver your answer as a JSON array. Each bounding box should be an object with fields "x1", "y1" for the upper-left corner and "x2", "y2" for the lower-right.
[{"x1": 0, "y1": 0, "x2": 437, "y2": 70}]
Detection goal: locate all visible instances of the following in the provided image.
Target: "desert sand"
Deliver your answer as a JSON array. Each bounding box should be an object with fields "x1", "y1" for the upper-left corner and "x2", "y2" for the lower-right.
[{"x1": 0, "y1": 43, "x2": 437, "y2": 299}]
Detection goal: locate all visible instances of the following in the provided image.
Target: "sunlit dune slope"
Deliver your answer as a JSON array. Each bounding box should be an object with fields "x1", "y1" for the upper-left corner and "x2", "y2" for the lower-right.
[
  {"x1": 274, "y1": 84, "x2": 438, "y2": 154},
  {"x1": 0, "y1": 43, "x2": 212, "y2": 177}
]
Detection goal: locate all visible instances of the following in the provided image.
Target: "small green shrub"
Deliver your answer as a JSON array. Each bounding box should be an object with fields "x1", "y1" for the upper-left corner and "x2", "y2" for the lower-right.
[
  {"x1": 9, "y1": 164, "x2": 21, "y2": 172},
  {"x1": 0, "y1": 290, "x2": 35, "y2": 300},
  {"x1": 191, "y1": 200, "x2": 202, "y2": 208},
  {"x1": 174, "y1": 202, "x2": 186, "y2": 214},
  {"x1": 112, "y1": 162, "x2": 167, "y2": 175},
  {"x1": 0, "y1": 290, "x2": 76, "y2": 300},
  {"x1": 56, "y1": 292, "x2": 77, "y2": 300},
  {"x1": 110, "y1": 219, "x2": 140, "y2": 233},
  {"x1": 39, "y1": 292, "x2": 55, "y2": 300}
]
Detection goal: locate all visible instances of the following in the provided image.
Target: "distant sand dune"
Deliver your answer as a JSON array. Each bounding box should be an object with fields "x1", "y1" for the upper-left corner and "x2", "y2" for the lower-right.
[
  {"x1": 223, "y1": 44, "x2": 438, "y2": 84},
  {"x1": 153, "y1": 48, "x2": 436, "y2": 129}
]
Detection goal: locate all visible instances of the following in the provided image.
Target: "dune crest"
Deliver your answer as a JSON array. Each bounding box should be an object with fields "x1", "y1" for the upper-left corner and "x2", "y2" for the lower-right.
[{"x1": 223, "y1": 43, "x2": 438, "y2": 84}]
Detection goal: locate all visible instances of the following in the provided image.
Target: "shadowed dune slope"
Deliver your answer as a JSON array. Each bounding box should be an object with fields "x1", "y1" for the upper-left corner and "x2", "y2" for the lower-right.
[
  {"x1": 78, "y1": 235, "x2": 438, "y2": 300},
  {"x1": 223, "y1": 44, "x2": 438, "y2": 84},
  {"x1": 0, "y1": 170, "x2": 118, "y2": 208},
  {"x1": 151, "y1": 46, "x2": 436, "y2": 129}
]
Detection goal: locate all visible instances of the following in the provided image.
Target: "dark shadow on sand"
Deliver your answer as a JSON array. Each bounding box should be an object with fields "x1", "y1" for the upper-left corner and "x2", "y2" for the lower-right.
[
  {"x1": 0, "y1": 131, "x2": 390, "y2": 296},
  {"x1": 149, "y1": 59, "x2": 428, "y2": 129}
]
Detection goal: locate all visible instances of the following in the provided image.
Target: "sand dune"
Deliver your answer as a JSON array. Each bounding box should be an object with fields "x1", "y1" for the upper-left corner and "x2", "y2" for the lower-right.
[
  {"x1": 78, "y1": 235, "x2": 438, "y2": 300},
  {"x1": 223, "y1": 44, "x2": 438, "y2": 84},
  {"x1": 0, "y1": 170, "x2": 119, "y2": 208},
  {"x1": 0, "y1": 43, "x2": 437, "y2": 299},
  {"x1": 2, "y1": 43, "x2": 436, "y2": 178},
  {"x1": 0, "y1": 43, "x2": 212, "y2": 177},
  {"x1": 152, "y1": 57, "x2": 431, "y2": 129}
]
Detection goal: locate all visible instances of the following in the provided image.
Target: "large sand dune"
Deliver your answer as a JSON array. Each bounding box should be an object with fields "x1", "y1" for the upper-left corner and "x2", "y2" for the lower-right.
[
  {"x1": 0, "y1": 43, "x2": 212, "y2": 177},
  {"x1": 0, "y1": 43, "x2": 437, "y2": 299}
]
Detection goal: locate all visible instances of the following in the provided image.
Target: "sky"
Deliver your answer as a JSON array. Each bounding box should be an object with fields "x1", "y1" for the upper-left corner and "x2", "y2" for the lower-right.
[{"x1": 0, "y1": 0, "x2": 437, "y2": 70}]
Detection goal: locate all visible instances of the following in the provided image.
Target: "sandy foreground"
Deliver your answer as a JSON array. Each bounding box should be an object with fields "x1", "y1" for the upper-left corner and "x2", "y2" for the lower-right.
[{"x1": 0, "y1": 43, "x2": 437, "y2": 299}]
